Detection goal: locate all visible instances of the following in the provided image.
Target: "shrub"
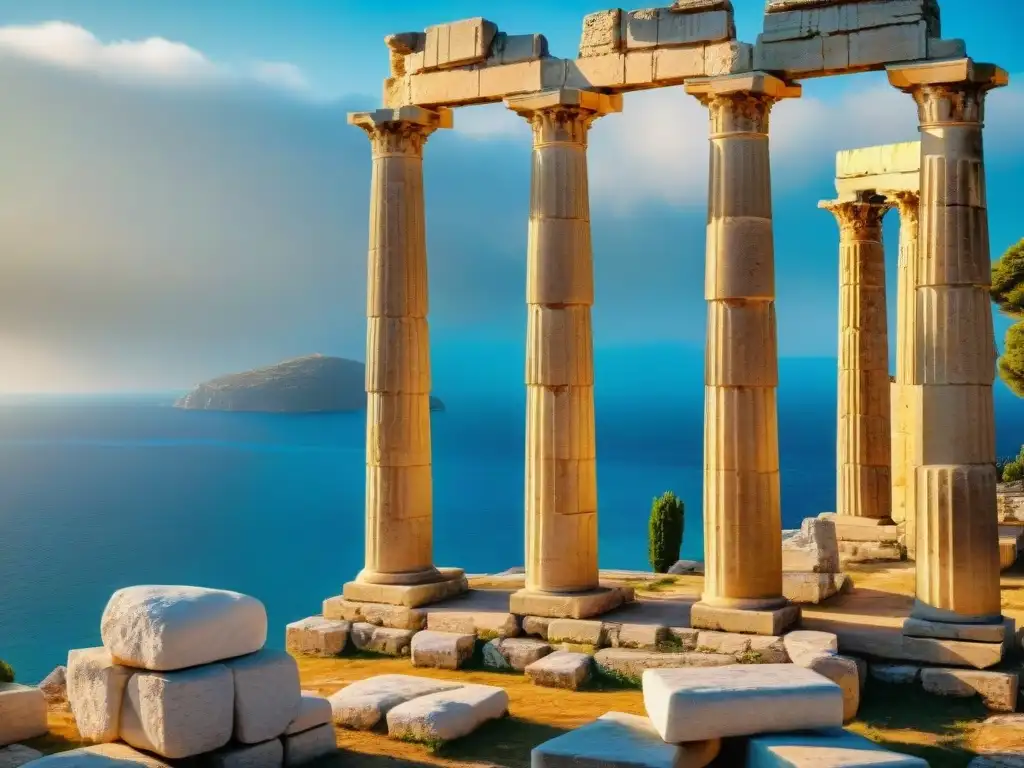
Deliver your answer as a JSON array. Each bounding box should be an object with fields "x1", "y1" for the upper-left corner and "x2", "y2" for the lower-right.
[
  {"x1": 648, "y1": 491, "x2": 685, "y2": 573},
  {"x1": 0, "y1": 659, "x2": 14, "y2": 683},
  {"x1": 991, "y1": 238, "x2": 1024, "y2": 318}
]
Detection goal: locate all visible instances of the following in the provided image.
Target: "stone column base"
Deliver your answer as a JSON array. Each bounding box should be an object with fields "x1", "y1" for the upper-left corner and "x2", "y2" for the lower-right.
[
  {"x1": 343, "y1": 567, "x2": 468, "y2": 608},
  {"x1": 902, "y1": 616, "x2": 1011, "y2": 644},
  {"x1": 907, "y1": 598, "x2": 1005, "y2": 628},
  {"x1": 690, "y1": 601, "x2": 800, "y2": 636},
  {"x1": 509, "y1": 586, "x2": 630, "y2": 619}
]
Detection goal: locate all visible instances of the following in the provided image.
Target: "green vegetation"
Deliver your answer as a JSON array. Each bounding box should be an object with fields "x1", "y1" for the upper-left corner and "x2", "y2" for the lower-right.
[
  {"x1": 648, "y1": 491, "x2": 685, "y2": 573},
  {"x1": 997, "y1": 445, "x2": 1024, "y2": 482},
  {"x1": 0, "y1": 659, "x2": 14, "y2": 683},
  {"x1": 990, "y1": 239, "x2": 1024, "y2": 395}
]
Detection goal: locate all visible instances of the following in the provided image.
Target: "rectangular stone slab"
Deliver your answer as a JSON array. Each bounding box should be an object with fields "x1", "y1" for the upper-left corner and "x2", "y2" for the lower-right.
[
  {"x1": 0, "y1": 684, "x2": 47, "y2": 747},
  {"x1": 746, "y1": 727, "x2": 928, "y2": 766},
  {"x1": 386, "y1": 683, "x2": 509, "y2": 743},
  {"x1": 643, "y1": 665, "x2": 844, "y2": 742},
  {"x1": 23, "y1": 744, "x2": 174, "y2": 768},
  {"x1": 327, "y1": 675, "x2": 463, "y2": 730},
  {"x1": 533, "y1": 711, "x2": 721, "y2": 768}
]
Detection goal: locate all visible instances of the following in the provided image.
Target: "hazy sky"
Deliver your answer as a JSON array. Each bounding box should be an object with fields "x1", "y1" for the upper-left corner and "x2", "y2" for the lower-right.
[{"x1": 1, "y1": 1, "x2": 1023, "y2": 393}]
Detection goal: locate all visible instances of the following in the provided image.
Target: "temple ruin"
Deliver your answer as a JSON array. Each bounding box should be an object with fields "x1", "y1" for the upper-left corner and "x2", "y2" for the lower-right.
[{"x1": 338, "y1": 0, "x2": 1010, "y2": 648}]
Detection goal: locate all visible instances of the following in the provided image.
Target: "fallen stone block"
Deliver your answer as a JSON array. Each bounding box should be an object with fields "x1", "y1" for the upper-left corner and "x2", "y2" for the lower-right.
[
  {"x1": 350, "y1": 624, "x2": 416, "y2": 656},
  {"x1": 869, "y1": 663, "x2": 921, "y2": 685},
  {"x1": 411, "y1": 630, "x2": 476, "y2": 670},
  {"x1": 784, "y1": 631, "x2": 839, "y2": 662},
  {"x1": 0, "y1": 745, "x2": 43, "y2": 768},
  {"x1": 837, "y1": 540, "x2": 904, "y2": 563},
  {"x1": 285, "y1": 617, "x2": 350, "y2": 657},
  {"x1": 202, "y1": 739, "x2": 283, "y2": 768},
  {"x1": 66, "y1": 647, "x2": 133, "y2": 743},
  {"x1": 783, "y1": 572, "x2": 850, "y2": 604},
  {"x1": 782, "y1": 517, "x2": 840, "y2": 573},
  {"x1": 667, "y1": 560, "x2": 704, "y2": 575},
  {"x1": 696, "y1": 631, "x2": 751, "y2": 656},
  {"x1": 525, "y1": 651, "x2": 592, "y2": 690},
  {"x1": 596, "y1": 649, "x2": 734, "y2": 683},
  {"x1": 532, "y1": 711, "x2": 720, "y2": 768},
  {"x1": 547, "y1": 619, "x2": 607, "y2": 646},
  {"x1": 749, "y1": 635, "x2": 790, "y2": 664},
  {"x1": 282, "y1": 723, "x2": 336, "y2": 767},
  {"x1": 24, "y1": 743, "x2": 175, "y2": 768},
  {"x1": 386, "y1": 683, "x2": 508, "y2": 743},
  {"x1": 426, "y1": 611, "x2": 519, "y2": 639},
  {"x1": 0, "y1": 684, "x2": 47, "y2": 747},
  {"x1": 225, "y1": 649, "x2": 301, "y2": 743},
  {"x1": 119, "y1": 664, "x2": 234, "y2": 758},
  {"x1": 522, "y1": 616, "x2": 551, "y2": 639},
  {"x1": 286, "y1": 692, "x2": 333, "y2": 735},
  {"x1": 747, "y1": 726, "x2": 928, "y2": 767},
  {"x1": 328, "y1": 674, "x2": 462, "y2": 730},
  {"x1": 39, "y1": 666, "x2": 68, "y2": 707},
  {"x1": 100, "y1": 585, "x2": 267, "y2": 671},
  {"x1": 321, "y1": 597, "x2": 426, "y2": 630},
  {"x1": 920, "y1": 668, "x2": 1019, "y2": 713},
  {"x1": 803, "y1": 654, "x2": 862, "y2": 723},
  {"x1": 483, "y1": 638, "x2": 552, "y2": 671},
  {"x1": 643, "y1": 665, "x2": 844, "y2": 742},
  {"x1": 610, "y1": 624, "x2": 668, "y2": 650}
]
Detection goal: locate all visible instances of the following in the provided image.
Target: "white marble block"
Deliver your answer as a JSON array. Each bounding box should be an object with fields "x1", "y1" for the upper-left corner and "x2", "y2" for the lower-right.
[
  {"x1": 328, "y1": 675, "x2": 462, "y2": 730},
  {"x1": 225, "y1": 649, "x2": 301, "y2": 743},
  {"x1": 643, "y1": 665, "x2": 844, "y2": 743},
  {"x1": 101, "y1": 585, "x2": 267, "y2": 671},
  {"x1": 410, "y1": 630, "x2": 476, "y2": 670},
  {"x1": 282, "y1": 723, "x2": 337, "y2": 766},
  {"x1": 746, "y1": 727, "x2": 928, "y2": 766},
  {"x1": 0, "y1": 684, "x2": 47, "y2": 747},
  {"x1": 532, "y1": 711, "x2": 721, "y2": 768},
  {"x1": 119, "y1": 664, "x2": 235, "y2": 758},
  {"x1": 386, "y1": 683, "x2": 509, "y2": 743},
  {"x1": 67, "y1": 647, "x2": 134, "y2": 743},
  {"x1": 286, "y1": 692, "x2": 332, "y2": 735}
]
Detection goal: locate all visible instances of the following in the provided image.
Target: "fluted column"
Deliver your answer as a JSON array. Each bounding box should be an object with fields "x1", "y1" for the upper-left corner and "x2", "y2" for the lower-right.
[
  {"x1": 891, "y1": 192, "x2": 920, "y2": 558},
  {"x1": 888, "y1": 59, "x2": 1007, "y2": 626},
  {"x1": 505, "y1": 89, "x2": 624, "y2": 620},
  {"x1": 820, "y1": 198, "x2": 893, "y2": 524},
  {"x1": 343, "y1": 106, "x2": 465, "y2": 607},
  {"x1": 686, "y1": 73, "x2": 801, "y2": 635}
]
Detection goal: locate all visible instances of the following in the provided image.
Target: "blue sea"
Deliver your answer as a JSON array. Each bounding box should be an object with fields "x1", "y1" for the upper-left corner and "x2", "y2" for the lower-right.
[{"x1": 2, "y1": 358, "x2": 1022, "y2": 683}]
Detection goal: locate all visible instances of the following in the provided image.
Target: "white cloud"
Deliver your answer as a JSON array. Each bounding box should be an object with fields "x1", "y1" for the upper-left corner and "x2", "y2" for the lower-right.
[{"x1": 0, "y1": 21, "x2": 311, "y2": 94}]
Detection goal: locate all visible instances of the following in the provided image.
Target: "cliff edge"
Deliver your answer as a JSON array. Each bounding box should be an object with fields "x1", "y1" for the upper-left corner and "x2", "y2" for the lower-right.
[{"x1": 174, "y1": 354, "x2": 445, "y2": 413}]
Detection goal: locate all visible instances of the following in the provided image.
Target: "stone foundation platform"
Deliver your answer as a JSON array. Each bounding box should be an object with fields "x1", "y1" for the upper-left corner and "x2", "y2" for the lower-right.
[
  {"x1": 818, "y1": 514, "x2": 905, "y2": 564},
  {"x1": 342, "y1": 567, "x2": 468, "y2": 608},
  {"x1": 690, "y1": 601, "x2": 801, "y2": 636},
  {"x1": 508, "y1": 586, "x2": 630, "y2": 619}
]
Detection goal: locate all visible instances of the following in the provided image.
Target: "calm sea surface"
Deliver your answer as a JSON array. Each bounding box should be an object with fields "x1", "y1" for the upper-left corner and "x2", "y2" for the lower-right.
[{"x1": 2, "y1": 378, "x2": 1022, "y2": 682}]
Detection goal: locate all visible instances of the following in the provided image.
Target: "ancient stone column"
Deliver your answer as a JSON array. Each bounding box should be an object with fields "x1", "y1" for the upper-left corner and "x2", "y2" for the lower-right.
[
  {"x1": 343, "y1": 106, "x2": 466, "y2": 608},
  {"x1": 891, "y1": 191, "x2": 920, "y2": 558},
  {"x1": 685, "y1": 73, "x2": 802, "y2": 636},
  {"x1": 888, "y1": 59, "x2": 1007, "y2": 628},
  {"x1": 504, "y1": 88, "x2": 623, "y2": 620},
  {"x1": 819, "y1": 198, "x2": 893, "y2": 525}
]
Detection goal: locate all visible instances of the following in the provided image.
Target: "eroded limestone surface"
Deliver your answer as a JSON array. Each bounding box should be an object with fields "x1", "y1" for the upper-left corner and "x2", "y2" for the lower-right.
[
  {"x1": 385, "y1": 684, "x2": 509, "y2": 743},
  {"x1": 328, "y1": 675, "x2": 462, "y2": 730}
]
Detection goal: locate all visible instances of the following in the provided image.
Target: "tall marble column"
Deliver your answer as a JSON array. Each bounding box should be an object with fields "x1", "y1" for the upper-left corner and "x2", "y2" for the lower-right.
[
  {"x1": 819, "y1": 198, "x2": 893, "y2": 524},
  {"x1": 888, "y1": 59, "x2": 1007, "y2": 627},
  {"x1": 891, "y1": 191, "x2": 921, "y2": 558},
  {"x1": 505, "y1": 88, "x2": 624, "y2": 620},
  {"x1": 343, "y1": 106, "x2": 467, "y2": 608},
  {"x1": 685, "y1": 73, "x2": 802, "y2": 636}
]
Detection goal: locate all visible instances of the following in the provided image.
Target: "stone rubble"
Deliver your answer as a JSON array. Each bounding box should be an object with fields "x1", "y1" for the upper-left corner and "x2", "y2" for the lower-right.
[{"x1": 524, "y1": 651, "x2": 592, "y2": 690}]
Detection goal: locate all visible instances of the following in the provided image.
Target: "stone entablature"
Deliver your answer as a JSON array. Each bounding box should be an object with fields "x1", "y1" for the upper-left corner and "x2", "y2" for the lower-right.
[
  {"x1": 834, "y1": 141, "x2": 920, "y2": 200},
  {"x1": 382, "y1": 0, "x2": 966, "y2": 110}
]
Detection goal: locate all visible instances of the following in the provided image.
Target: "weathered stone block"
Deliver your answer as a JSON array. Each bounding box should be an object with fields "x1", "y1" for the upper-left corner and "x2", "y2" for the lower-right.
[
  {"x1": 903, "y1": 617, "x2": 1007, "y2": 644},
  {"x1": 595, "y1": 649, "x2": 733, "y2": 683},
  {"x1": 869, "y1": 663, "x2": 921, "y2": 684},
  {"x1": 525, "y1": 651, "x2": 592, "y2": 690},
  {"x1": 667, "y1": 560, "x2": 704, "y2": 574},
  {"x1": 611, "y1": 623, "x2": 668, "y2": 650},
  {"x1": 690, "y1": 602, "x2": 800, "y2": 636},
  {"x1": 547, "y1": 619, "x2": 607, "y2": 646},
  {"x1": 579, "y1": 9, "x2": 623, "y2": 57},
  {"x1": 286, "y1": 692, "x2": 332, "y2": 735},
  {"x1": 39, "y1": 666, "x2": 67, "y2": 707},
  {"x1": 782, "y1": 517, "x2": 840, "y2": 573},
  {"x1": 483, "y1": 638, "x2": 552, "y2": 671},
  {"x1": 321, "y1": 597, "x2": 426, "y2": 630},
  {"x1": 489, "y1": 33, "x2": 548, "y2": 66},
  {"x1": 668, "y1": 628, "x2": 700, "y2": 649},
  {"x1": 747, "y1": 727, "x2": 928, "y2": 767},
  {"x1": 203, "y1": 739, "x2": 283, "y2": 768},
  {"x1": 386, "y1": 684, "x2": 508, "y2": 743},
  {"x1": 328, "y1": 675, "x2": 461, "y2": 730},
  {"x1": 119, "y1": 664, "x2": 234, "y2": 758},
  {"x1": 282, "y1": 724, "x2": 336, "y2": 767},
  {"x1": 423, "y1": 18, "x2": 497, "y2": 70},
  {"x1": 657, "y1": 9, "x2": 732, "y2": 46},
  {"x1": 350, "y1": 624, "x2": 415, "y2": 657},
  {"x1": 285, "y1": 617, "x2": 350, "y2": 657},
  {"x1": 704, "y1": 40, "x2": 752, "y2": 76},
  {"x1": 920, "y1": 668, "x2": 1019, "y2": 713},
  {"x1": 749, "y1": 635, "x2": 790, "y2": 664},
  {"x1": 225, "y1": 649, "x2": 301, "y2": 744},
  {"x1": 24, "y1": 744, "x2": 174, "y2": 768},
  {"x1": 409, "y1": 68, "x2": 481, "y2": 107},
  {"x1": 928, "y1": 37, "x2": 966, "y2": 60},
  {"x1": 0, "y1": 684, "x2": 47, "y2": 747},
  {"x1": 817, "y1": 625, "x2": 1004, "y2": 669},
  {"x1": 848, "y1": 21, "x2": 928, "y2": 69},
  {"x1": 426, "y1": 611, "x2": 519, "y2": 638},
  {"x1": 100, "y1": 586, "x2": 267, "y2": 671},
  {"x1": 784, "y1": 630, "x2": 839, "y2": 662},
  {"x1": 566, "y1": 54, "x2": 627, "y2": 89},
  {"x1": 67, "y1": 647, "x2": 134, "y2": 743},
  {"x1": 532, "y1": 711, "x2": 721, "y2": 768},
  {"x1": 410, "y1": 630, "x2": 476, "y2": 670},
  {"x1": 643, "y1": 665, "x2": 844, "y2": 742},
  {"x1": 783, "y1": 572, "x2": 850, "y2": 604},
  {"x1": 623, "y1": 9, "x2": 659, "y2": 50}
]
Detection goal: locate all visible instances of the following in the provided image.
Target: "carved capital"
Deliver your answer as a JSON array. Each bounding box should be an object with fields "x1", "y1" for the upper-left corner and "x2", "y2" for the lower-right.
[
  {"x1": 358, "y1": 119, "x2": 437, "y2": 157},
  {"x1": 700, "y1": 92, "x2": 777, "y2": 136},
  {"x1": 912, "y1": 82, "x2": 990, "y2": 126},
  {"x1": 519, "y1": 105, "x2": 602, "y2": 147},
  {"x1": 891, "y1": 191, "x2": 920, "y2": 231},
  {"x1": 820, "y1": 200, "x2": 891, "y2": 239}
]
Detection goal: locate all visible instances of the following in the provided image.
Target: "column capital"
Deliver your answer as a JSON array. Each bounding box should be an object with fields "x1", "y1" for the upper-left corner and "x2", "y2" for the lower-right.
[
  {"x1": 505, "y1": 88, "x2": 621, "y2": 146},
  {"x1": 818, "y1": 196, "x2": 891, "y2": 237},
  {"x1": 686, "y1": 72, "x2": 800, "y2": 135},
  {"x1": 348, "y1": 106, "x2": 453, "y2": 156},
  {"x1": 888, "y1": 190, "x2": 920, "y2": 226},
  {"x1": 887, "y1": 58, "x2": 1009, "y2": 126}
]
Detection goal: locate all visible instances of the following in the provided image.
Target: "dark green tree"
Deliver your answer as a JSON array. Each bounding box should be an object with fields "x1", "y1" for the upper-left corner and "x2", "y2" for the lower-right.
[
  {"x1": 990, "y1": 239, "x2": 1024, "y2": 396},
  {"x1": 648, "y1": 491, "x2": 685, "y2": 573},
  {"x1": 0, "y1": 659, "x2": 14, "y2": 683},
  {"x1": 999, "y1": 323, "x2": 1024, "y2": 398}
]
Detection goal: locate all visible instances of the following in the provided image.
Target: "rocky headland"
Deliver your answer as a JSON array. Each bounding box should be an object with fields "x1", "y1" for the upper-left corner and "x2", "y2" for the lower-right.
[{"x1": 174, "y1": 354, "x2": 444, "y2": 413}]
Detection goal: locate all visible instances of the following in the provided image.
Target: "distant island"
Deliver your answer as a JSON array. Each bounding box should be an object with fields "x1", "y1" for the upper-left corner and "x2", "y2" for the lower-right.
[{"x1": 174, "y1": 354, "x2": 445, "y2": 413}]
